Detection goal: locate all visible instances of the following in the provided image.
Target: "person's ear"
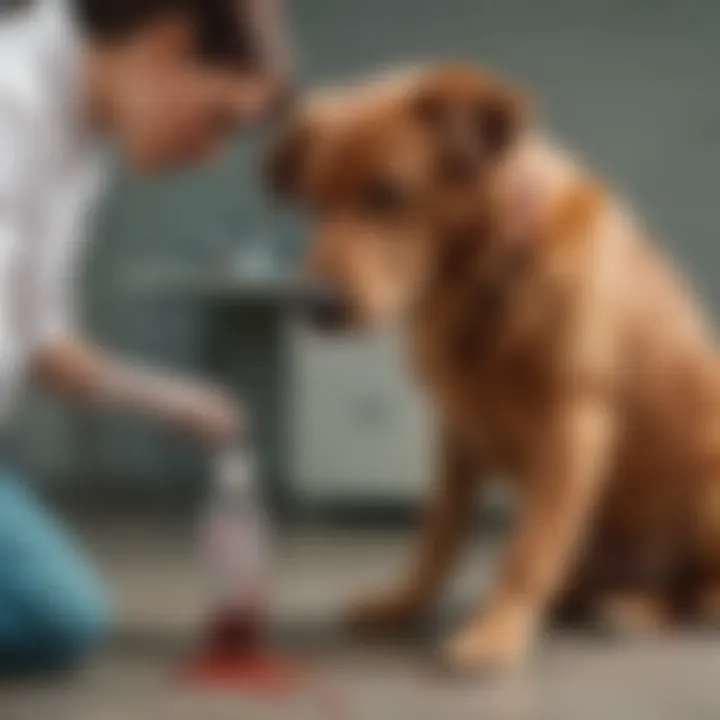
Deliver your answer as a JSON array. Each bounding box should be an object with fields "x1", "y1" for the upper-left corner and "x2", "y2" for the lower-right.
[
  {"x1": 266, "y1": 114, "x2": 314, "y2": 200},
  {"x1": 413, "y1": 65, "x2": 530, "y2": 182}
]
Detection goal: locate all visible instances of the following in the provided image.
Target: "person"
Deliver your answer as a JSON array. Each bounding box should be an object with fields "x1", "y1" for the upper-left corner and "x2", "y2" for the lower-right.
[{"x1": 0, "y1": 0, "x2": 291, "y2": 672}]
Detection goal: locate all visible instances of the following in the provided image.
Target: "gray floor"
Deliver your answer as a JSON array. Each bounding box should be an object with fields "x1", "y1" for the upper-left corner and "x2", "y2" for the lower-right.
[{"x1": 1, "y1": 516, "x2": 720, "y2": 719}]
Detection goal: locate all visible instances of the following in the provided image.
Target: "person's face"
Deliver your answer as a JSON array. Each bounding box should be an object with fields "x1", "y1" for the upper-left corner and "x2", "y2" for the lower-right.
[{"x1": 111, "y1": 18, "x2": 280, "y2": 173}]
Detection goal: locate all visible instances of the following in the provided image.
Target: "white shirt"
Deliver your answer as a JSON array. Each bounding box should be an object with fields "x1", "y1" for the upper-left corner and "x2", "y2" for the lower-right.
[{"x1": 0, "y1": 1, "x2": 106, "y2": 421}]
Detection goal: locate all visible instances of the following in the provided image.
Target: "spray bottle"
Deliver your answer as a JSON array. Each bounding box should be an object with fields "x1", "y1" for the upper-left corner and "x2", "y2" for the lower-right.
[{"x1": 200, "y1": 441, "x2": 270, "y2": 659}]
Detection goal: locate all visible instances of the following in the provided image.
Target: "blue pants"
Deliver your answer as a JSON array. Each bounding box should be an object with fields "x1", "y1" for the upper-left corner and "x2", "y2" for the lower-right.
[{"x1": 0, "y1": 470, "x2": 110, "y2": 672}]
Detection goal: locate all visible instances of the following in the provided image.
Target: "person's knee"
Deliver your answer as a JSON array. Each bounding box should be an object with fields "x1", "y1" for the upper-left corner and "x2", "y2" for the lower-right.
[
  {"x1": 42, "y1": 584, "x2": 112, "y2": 668},
  {"x1": 0, "y1": 470, "x2": 113, "y2": 672}
]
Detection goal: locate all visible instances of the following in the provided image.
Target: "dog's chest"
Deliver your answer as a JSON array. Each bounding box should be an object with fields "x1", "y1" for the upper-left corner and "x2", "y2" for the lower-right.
[{"x1": 410, "y1": 304, "x2": 560, "y2": 472}]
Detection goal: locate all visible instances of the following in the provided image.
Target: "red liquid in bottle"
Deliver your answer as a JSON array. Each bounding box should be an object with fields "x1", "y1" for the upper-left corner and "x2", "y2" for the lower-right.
[
  {"x1": 204, "y1": 605, "x2": 267, "y2": 659},
  {"x1": 185, "y1": 605, "x2": 300, "y2": 692}
]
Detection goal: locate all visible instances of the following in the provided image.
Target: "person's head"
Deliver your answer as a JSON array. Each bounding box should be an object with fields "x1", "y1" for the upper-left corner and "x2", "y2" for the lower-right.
[{"x1": 76, "y1": 0, "x2": 291, "y2": 172}]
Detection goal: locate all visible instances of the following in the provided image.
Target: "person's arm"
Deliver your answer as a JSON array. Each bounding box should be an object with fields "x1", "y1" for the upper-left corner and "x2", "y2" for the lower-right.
[
  {"x1": 243, "y1": 0, "x2": 293, "y2": 80},
  {"x1": 31, "y1": 336, "x2": 241, "y2": 446},
  {"x1": 231, "y1": 0, "x2": 294, "y2": 121},
  {"x1": 27, "y1": 157, "x2": 240, "y2": 448}
]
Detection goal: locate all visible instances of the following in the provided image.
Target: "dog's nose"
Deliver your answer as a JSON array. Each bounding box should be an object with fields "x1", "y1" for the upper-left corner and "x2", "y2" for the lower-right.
[{"x1": 302, "y1": 283, "x2": 353, "y2": 331}]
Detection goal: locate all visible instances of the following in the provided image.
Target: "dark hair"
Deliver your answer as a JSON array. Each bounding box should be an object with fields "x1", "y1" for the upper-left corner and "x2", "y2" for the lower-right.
[{"x1": 72, "y1": 0, "x2": 259, "y2": 68}]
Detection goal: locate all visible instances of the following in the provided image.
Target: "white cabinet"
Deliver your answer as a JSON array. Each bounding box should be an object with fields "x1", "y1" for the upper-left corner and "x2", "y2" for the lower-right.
[{"x1": 288, "y1": 324, "x2": 435, "y2": 504}]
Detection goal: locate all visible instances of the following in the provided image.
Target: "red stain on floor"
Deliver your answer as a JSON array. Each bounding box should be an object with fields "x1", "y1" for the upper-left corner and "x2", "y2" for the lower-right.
[
  {"x1": 179, "y1": 608, "x2": 305, "y2": 693},
  {"x1": 180, "y1": 652, "x2": 304, "y2": 693}
]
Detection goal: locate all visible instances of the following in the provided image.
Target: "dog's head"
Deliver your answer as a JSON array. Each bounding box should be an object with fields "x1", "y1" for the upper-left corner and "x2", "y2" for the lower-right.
[{"x1": 268, "y1": 64, "x2": 530, "y2": 330}]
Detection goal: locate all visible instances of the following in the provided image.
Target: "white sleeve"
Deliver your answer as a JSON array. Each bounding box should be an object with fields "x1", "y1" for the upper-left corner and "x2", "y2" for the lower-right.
[
  {"x1": 35, "y1": 188, "x2": 84, "y2": 343},
  {"x1": 0, "y1": 82, "x2": 72, "y2": 352},
  {"x1": 34, "y1": 154, "x2": 106, "y2": 346},
  {"x1": 0, "y1": 109, "x2": 30, "y2": 384},
  {"x1": 0, "y1": 215, "x2": 23, "y2": 382}
]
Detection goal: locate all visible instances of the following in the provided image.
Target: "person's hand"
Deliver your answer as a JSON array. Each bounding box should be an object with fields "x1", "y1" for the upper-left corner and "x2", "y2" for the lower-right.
[
  {"x1": 157, "y1": 381, "x2": 244, "y2": 448},
  {"x1": 231, "y1": 72, "x2": 293, "y2": 127}
]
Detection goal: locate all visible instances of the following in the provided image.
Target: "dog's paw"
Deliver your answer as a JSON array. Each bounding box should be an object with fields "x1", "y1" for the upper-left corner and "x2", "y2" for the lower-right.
[
  {"x1": 593, "y1": 593, "x2": 670, "y2": 637},
  {"x1": 442, "y1": 605, "x2": 535, "y2": 676},
  {"x1": 345, "y1": 589, "x2": 426, "y2": 636}
]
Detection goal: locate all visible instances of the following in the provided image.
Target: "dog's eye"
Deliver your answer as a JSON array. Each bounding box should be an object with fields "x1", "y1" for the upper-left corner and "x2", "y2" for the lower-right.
[{"x1": 360, "y1": 179, "x2": 408, "y2": 217}]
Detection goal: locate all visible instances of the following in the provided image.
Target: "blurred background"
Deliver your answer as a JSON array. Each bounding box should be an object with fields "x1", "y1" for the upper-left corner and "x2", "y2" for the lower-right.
[
  {"x1": 3, "y1": 1, "x2": 720, "y2": 717},
  {"x1": 5, "y1": 0, "x2": 720, "y2": 514}
]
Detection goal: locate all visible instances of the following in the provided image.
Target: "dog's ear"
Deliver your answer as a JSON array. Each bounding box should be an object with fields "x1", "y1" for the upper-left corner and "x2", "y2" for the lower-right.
[
  {"x1": 266, "y1": 116, "x2": 314, "y2": 199},
  {"x1": 413, "y1": 66, "x2": 529, "y2": 182}
]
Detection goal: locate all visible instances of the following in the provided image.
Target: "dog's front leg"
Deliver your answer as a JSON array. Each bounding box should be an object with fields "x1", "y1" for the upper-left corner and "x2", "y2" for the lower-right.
[
  {"x1": 348, "y1": 426, "x2": 480, "y2": 635},
  {"x1": 446, "y1": 394, "x2": 615, "y2": 673}
]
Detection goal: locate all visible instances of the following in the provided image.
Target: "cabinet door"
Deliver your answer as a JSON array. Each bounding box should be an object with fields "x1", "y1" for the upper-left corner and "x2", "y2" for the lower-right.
[{"x1": 289, "y1": 324, "x2": 435, "y2": 503}]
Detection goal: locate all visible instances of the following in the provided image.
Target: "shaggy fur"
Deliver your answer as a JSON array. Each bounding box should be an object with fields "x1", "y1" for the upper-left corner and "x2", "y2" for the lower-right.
[{"x1": 269, "y1": 64, "x2": 720, "y2": 672}]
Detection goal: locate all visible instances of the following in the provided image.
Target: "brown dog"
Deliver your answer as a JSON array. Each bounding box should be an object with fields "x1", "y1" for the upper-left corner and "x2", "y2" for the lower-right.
[{"x1": 268, "y1": 64, "x2": 720, "y2": 672}]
